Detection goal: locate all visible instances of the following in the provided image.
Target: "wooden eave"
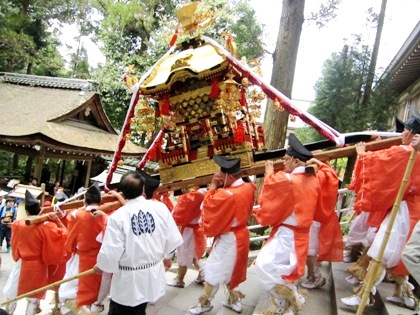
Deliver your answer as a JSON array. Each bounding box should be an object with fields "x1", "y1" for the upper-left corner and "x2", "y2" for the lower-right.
[
  {"x1": 380, "y1": 21, "x2": 420, "y2": 94},
  {"x1": 50, "y1": 93, "x2": 116, "y2": 134}
]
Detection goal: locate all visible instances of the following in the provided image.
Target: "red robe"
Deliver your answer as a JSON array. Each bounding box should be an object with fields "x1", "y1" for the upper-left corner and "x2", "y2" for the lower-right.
[
  {"x1": 172, "y1": 190, "x2": 206, "y2": 259},
  {"x1": 348, "y1": 158, "x2": 369, "y2": 216},
  {"x1": 202, "y1": 181, "x2": 255, "y2": 289},
  {"x1": 152, "y1": 195, "x2": 174, "y2": 212},
  {"x1": 314, "y1": 164, "x2": 343, "y2": 262},
  {"x1": 350, "y1": 145, "x2": 420, "y2": 276},
  {"x1": 48, "y1": 215, "x2": 70, "y2": 290},
  {"x1": 66, "y1": 208, "x2": 107, "y2": 307},
  {"x1": 11, "y1": 220, "x2": 67, "y2": 299},
  {"x1": 256, "y1": 169, "x2": 320, "y2": 282}
]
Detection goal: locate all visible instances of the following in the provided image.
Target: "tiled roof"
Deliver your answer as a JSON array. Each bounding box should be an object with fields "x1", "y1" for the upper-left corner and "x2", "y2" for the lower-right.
[
  {"x1": 0, "y1": 73, "x2": 146, "y2": 157},
  {"x1": 380, "y1": 21, "x2": 420, "y2": 94},
  {"x1": 2, "y1": 72, "x2": 97, "y2": 91}
]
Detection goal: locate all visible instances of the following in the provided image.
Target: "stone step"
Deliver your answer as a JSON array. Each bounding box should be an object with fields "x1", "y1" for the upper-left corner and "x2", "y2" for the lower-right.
[
  {"x1": 253, "y1": 262, "x2": 333, "y2": 315},
  {"x1": 153, "y1": 263, "x2": 262, "y2": 315},
  {"x1": 3, "y1": 255, "x2": 418, "y2": 315},
  {"x1": 332, "y1": 262, "x2": 418, "y2": 315}
]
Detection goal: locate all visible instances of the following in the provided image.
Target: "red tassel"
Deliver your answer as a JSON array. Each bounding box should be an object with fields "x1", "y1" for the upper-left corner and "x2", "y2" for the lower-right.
[
  {"x1": 169, "y1": 27, "x2": 178, "y2": 47},
  {"x1": 234, "y1": 121, "x2": 245, "y2": 144},
  {"x1": 160, "y1": 95, "x2": 170, "y2": 116},
  {"x1": 257, "y1": 126, "x2": 265, "y2": 145},
  {"x1": 240, "y1": 88, "x2": 247, "y2": 106},
  {"x1": 209, "y1": 78, "x2": 220, "y2": 99}
]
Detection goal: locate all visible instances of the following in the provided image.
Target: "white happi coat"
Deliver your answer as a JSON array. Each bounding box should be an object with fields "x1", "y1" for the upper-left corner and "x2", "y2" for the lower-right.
[{"x1": 97, "y1": 196, "x2": 183, "y2": 307}]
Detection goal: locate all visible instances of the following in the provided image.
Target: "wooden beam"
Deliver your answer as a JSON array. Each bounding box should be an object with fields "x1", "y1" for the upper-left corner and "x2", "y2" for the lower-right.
[
  {"x1": 33, "y1": 146, "x2": 44, "y2": 182},
  {"x1": 157, "y1": 137, "x2": 402, "y2": 192},
  {"x1": 85, "y1": 160, "x2": 93, "y2": 187}
]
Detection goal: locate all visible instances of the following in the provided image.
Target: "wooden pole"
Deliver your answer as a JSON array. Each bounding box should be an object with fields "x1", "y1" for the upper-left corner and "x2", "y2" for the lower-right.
[
  {"x1": 85, "y1": 159, "x2": 93, "y2": 188},
  {"x1": 356, "y1": 149, "x2": 417, "y2": 315},
  {"x1": 157, "y1": 137, "x2": 401, "y2": 192},
  {"x1": 1, "y1": 268, "x2": 95, "y2": 306},
  {"x1": 26, "y1": 200, "x2": 122, "y2": 225},
  {"x1": 38, "y1": 193, "x2": 121, "y2": 215}
]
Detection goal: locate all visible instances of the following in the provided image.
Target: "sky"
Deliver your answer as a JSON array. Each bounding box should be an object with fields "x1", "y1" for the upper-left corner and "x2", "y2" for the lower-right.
[
  {"x1": 249, "y1": 0, "x2": 420, "y2": 102},
  {"x1": 58, "y1": 0, "x2": 420, "y2": 113}
]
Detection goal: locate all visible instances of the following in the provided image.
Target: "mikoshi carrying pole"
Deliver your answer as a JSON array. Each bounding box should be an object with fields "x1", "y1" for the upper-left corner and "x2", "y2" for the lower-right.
[
  {"x1": 1, "y1": 268, "x2": 95, "y2": 306},
  {"x1": 356, "y1": 149, "x2": 417, "y2": 315}
]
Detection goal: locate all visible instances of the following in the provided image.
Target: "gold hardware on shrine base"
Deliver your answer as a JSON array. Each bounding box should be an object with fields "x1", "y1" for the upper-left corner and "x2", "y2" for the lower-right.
[{"x1": 158, "y1": 150, "x2": 253, "y2": 184}]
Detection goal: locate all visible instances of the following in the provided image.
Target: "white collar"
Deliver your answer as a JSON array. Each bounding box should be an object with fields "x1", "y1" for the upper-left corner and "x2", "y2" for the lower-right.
[
  {"x1": 230, "y1": 178, "x2": 244, "y2": 187},
  {"x1": 291, "y1": 166, "x2": 306, "y2": 174},
  {"x1": 85, "y1": 205, "x2": 99, "y2": 211}
]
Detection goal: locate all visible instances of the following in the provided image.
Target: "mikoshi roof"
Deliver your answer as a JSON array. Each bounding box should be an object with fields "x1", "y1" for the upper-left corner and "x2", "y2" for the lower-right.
[
  {"x1": 140, "y1": 39, "x2": 229, "y2": 95},
  {"x1": 0, "y1": 73, "x2": 146, "y2": 158}
]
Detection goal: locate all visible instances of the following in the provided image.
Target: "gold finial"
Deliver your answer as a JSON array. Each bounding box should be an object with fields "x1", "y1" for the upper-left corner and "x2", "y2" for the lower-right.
[{"x1": 176, "y1": 2, "x2": 215, "y2": 35}]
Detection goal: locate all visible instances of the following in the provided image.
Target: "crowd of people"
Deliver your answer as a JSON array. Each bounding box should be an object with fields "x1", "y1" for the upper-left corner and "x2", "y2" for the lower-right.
[{"x1": 0, "y1": 113, "x2": 419, "y2": 315}]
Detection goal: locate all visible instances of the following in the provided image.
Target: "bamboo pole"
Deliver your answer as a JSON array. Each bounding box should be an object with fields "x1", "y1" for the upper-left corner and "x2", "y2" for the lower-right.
[
  {"x1": 2, "y1": 268, "x2": 95, "y2": 306},
  {"x1": 356, "y1": 149, "x2": 417, "y2": 315},
  {"x1": 26, "y1": 200, "x2": 122, "y2": 225}
]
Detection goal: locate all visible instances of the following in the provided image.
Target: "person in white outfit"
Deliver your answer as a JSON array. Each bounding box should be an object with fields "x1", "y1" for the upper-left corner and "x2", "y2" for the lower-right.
[{"x1": 95, "y1": 171, "x2": 183, "y2": 315}]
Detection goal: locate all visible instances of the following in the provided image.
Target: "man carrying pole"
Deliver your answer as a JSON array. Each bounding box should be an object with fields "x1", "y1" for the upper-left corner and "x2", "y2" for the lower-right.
[
  {"x1": 6, "y1": 190, "x2": 67, "y2": 315},
  {"x1": 57, "y1": 184, "x2": 111, "y2": 314},
  {"x1": 189, "y1": 155, "x2": 256, "y2": 314},
  {"x1": 167, "y1": 186, "x2": 207, "y2": 288},
  {"x1": 253, "y1": 134, "x2": 321, "y2": 315},
  {"x1": 341, "y1": 110, "x2": 420, "y2": 311}
]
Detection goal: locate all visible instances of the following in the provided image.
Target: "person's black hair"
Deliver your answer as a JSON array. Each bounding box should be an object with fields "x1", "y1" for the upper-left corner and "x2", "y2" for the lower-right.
[
  {"x1": 144, "y1": 185, "x2": 154, "y2": 200},
  {"x1": 84, "y1": 185, "x2": 101, "y2": 205},
  {"x1": 85, "y1": 192, "x2": 101, "y2": 205},
  {"x1": 119, "y1": 171, "x2": 144, "y2": 200},
  {"x1": 26, "y1": 202, "x2": 40, "y2": 216},
  {"x1": 0, "y1": 308, "x2": 10, "y2": 315}
]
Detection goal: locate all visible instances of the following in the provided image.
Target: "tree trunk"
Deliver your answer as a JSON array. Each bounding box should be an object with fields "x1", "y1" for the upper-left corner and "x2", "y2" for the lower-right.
[
  {"x1": 361, "y1": 0, "x2": 387, "y2": 107},
  {"x1": 263, "y1": 0, "x2": 305, "y2": 150},
  {"x1": 256, "y1": 0, "x2": 305, "y2": 201}
]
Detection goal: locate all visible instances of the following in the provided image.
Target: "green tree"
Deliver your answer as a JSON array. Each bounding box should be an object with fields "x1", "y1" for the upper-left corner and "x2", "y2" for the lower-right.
[
  {"x1": 0, "y1": 0, "x2": 88, "y2": 74},
  {"x1": 302, "y1": 39, "x2": 398, "y2": 186},
  {"x1": 310, "y1": 41, "x2": 398, "y2": 133},
  {"x1": 92, "y1": 0, "x2": 265, "y2": 130},
  {"x1": 31, "y1": 37, "x2": 67, "y2": 76},
  {"x1": 69, "y1": 45, "x2": 91, "y2": 79}
]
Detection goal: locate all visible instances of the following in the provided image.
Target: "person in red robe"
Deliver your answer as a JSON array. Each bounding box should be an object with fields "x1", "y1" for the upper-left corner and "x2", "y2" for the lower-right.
[
  {"x1": 402, "y1": 134, "x2": 420, "y2": 284},
  {"x1": 301, "y1": 158, "x2": 343, "y2": 289},
  {"x1": 58, "y1": 184, "x2": 108, "y2": 313},
  {"x1": 253, "y1": 133, "x2": 320, "y2": 315},
  {"x1": 342, "y1": 111, "x2": 420, "y2": 310},
  {"x1": 167, "y1": 187, "x2": 207, "y2": 288},
  {"x1": 344, "y1": 117, "x2": 405, "y2": 267},
  {"x1": 189, "y1": 155, "x2": 256, "y2": 315},
  {"x1": 10, "y1": 190, "x2": 67, "y2": 315}
]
